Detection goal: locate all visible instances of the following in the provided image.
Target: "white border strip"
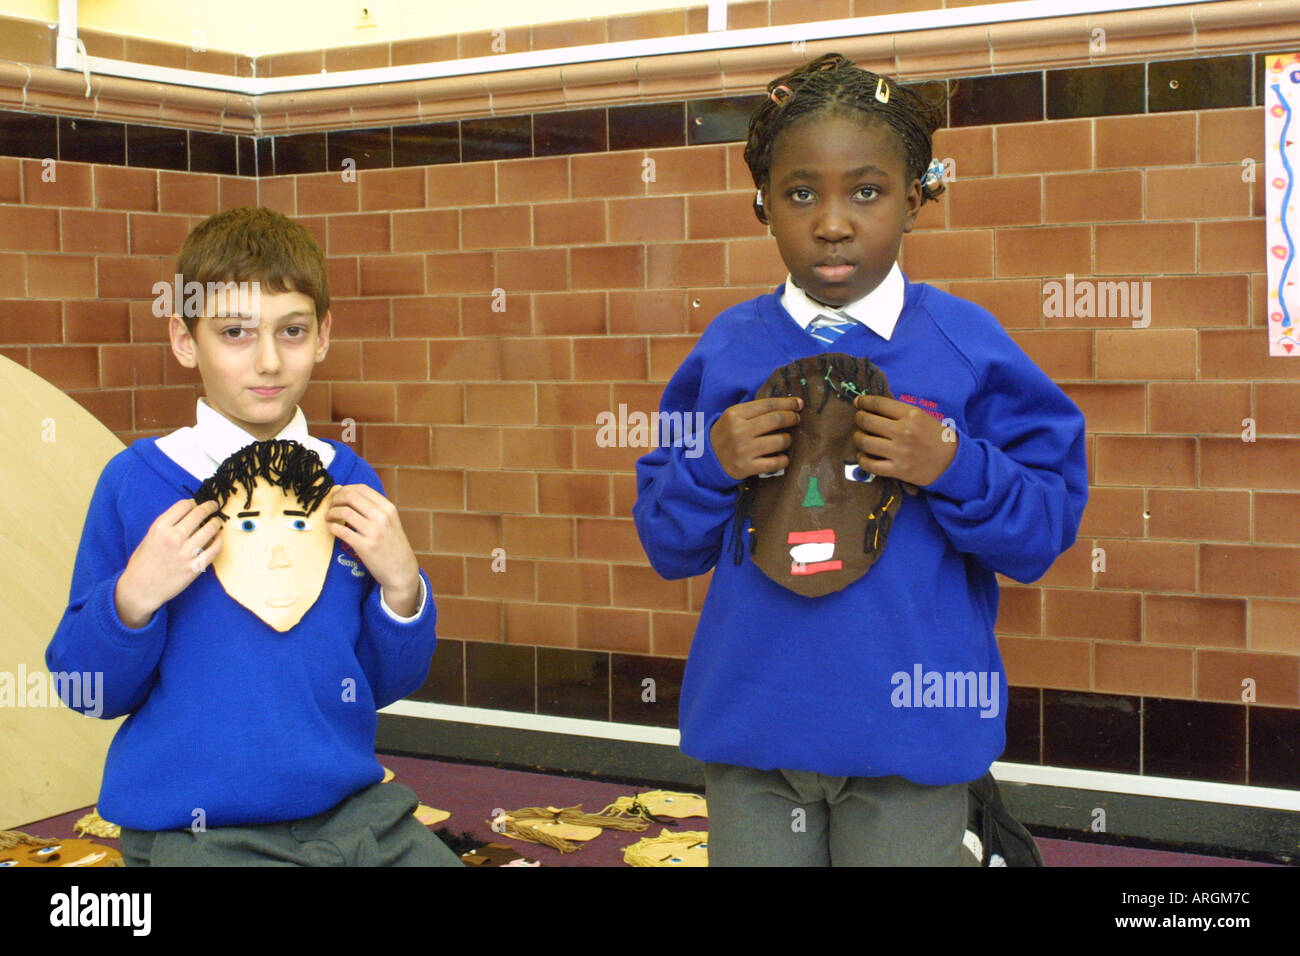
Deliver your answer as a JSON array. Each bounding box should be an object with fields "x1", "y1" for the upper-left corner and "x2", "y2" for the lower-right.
[
  {"x1": 382, "y1": 700, "x2": 1300, "y2": 812},
  {"x1": 55, "y1": 0, "x2": 1219, "y2": 95},
  {"x1": 991, "y1": 762, "x2": 1300, "y2": 812},
  {"x1": 382, "y1": 698, "x2": 681, "y2": 746}
]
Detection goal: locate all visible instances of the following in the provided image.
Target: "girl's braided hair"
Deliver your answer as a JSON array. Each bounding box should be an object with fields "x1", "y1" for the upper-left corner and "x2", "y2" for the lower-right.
[{"x1": 744, "y1": 53, "x2": 947, "y2": 223}]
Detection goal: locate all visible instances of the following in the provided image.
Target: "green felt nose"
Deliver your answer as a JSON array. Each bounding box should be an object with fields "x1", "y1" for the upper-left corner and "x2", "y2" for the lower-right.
[{"x1": 802, "y1": 476, "x2": 825, "y2": 508}]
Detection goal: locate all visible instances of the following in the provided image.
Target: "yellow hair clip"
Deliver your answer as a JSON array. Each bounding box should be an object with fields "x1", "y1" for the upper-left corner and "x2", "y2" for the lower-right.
[{"x1": 874, "y1": 77, "x2": 890, "y2": 104}]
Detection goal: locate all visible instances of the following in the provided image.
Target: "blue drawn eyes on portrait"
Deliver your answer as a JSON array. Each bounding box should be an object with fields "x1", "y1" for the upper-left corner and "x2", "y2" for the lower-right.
[{"x1": 843, "y1": 461, "x2": 876, "y2": 483}]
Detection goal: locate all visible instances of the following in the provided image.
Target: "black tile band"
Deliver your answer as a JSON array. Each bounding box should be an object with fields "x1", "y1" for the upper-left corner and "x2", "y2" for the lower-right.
[
  {"x1": 414, "y1": 638, "x2": 1300, "y2": 790},
  {"x1": 0, "y1": 52, "x2": 1275, "y2": 176}
]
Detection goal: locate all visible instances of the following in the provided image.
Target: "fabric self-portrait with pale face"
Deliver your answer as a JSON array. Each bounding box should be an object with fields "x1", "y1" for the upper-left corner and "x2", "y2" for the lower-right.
[{"x1": 46, "y1": 436, "x2": 437, "y2": 831}]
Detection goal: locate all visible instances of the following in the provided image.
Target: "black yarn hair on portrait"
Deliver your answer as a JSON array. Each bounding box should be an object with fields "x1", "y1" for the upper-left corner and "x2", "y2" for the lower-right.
[
  {"x1": 731, "y1": 354, "x2": 902, "y2": 566},
  {"x1": 745, "y1": 52, "x2": 947, "y2": 223},
  {"x1": 194, "y1": 439, "x2": 334, "y2": 519}
]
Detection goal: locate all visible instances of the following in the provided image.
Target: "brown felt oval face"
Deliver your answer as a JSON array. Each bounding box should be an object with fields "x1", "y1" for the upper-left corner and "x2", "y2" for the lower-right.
[{"x1": 745, "y1": 353, "x2": 904, "y2": 597}]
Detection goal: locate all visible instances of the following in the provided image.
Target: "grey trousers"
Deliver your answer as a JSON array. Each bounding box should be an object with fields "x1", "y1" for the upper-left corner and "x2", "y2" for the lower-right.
[
  {"x1": 119, "y1": 782, "x2": 463, "y2": 867},
  {"x1": 704, "y1": 762, "x2": 974, "y2": 866}
]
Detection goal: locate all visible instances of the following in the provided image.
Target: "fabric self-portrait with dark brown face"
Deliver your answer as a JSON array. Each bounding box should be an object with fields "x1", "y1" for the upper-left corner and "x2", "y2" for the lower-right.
[{"x1": 737, "y1": 353, "x2": 904, "y2": 598}]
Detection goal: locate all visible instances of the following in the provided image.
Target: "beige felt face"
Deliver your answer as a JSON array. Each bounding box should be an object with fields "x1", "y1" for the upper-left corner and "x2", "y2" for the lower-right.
[
  {"x1": 627, "y1": 831, "x2": 709, "y2": 866},
  {"x1": 510, "y1": 817, "x2": 603, "y2": 841},
  {"x1": 211, "y1": 478, "x2": 336, "y2": 632},
  {"x1": 640, "y1": 791, "x2": 708, "y2": 819},
  {"x1": 0, "y1": 839, "x2": 122, "y2": 867}
]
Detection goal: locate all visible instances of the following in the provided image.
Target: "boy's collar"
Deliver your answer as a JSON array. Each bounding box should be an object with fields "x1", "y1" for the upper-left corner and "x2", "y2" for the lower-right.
[
  {"x1": 155, "y1": 399, "x2": 335, "y2": 482},
  {"x1": 781, "y1": 263, "x2": 905, "y2": 341},
  {"x1": 195, "y1": 397, "x2": 314, "y2": 465}
]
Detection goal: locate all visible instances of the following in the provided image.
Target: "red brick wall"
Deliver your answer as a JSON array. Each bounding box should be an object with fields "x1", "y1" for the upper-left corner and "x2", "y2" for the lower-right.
[{"x1": 2, "y1": 95, "x2": 1296, "y2": 706}]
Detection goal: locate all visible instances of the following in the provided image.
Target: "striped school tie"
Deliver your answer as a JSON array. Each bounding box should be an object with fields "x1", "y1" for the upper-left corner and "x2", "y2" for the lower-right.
[{"x1": 807, "y1": 311, "x2": 856, "y2": 348}]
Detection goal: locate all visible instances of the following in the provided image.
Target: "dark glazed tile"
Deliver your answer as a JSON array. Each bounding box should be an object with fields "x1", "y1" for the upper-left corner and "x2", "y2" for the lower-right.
[
  {"x1": 609, "y1": 103, "x2": 685, "y2": 150},
  {"x1": 688, "y1": 95, "x2": 763, "y2": 145},
  {"x1": 393, "y1": 122, "x2": 460, "y2": 167},
  {"x1": 461, "y1": 114, "x2": 532, "y2": 162},
  {"x1": 255, "y1": 137, "x2": 273, "y2": 178},
  {"x1": 0, "y1": 110, "x2": 57, "y2": 159},
  {"x1": 534, "y1": 108, "x2": 607, "y2": 157},
  {"x1": 465, "y1": 641, "x2": 535, "y2": 713},
  {"x1": 1248, "y1": 705, "x2": 1300, "y2": 790},
  {"x1": 611, "y1": 654, "x2": 684, "y2": 728},
  {"x1": 274, "y1": 132, "x2": 327, "y2": 175},
  {"x1": 1149, "y1": 55, "x2": 1252, "y2": 113},
  {"x1": 188, "y1": 130, "x2": 237, "y2": 175},
  {"x1": 410, "y1": 638, "x2": 464, "y2": 705},
  {"x1": 537, "y1": 647, "x2": 610, "y2": 720},
  {"x1": 1047, "y1": 64, "x2": 1145, "y2": 119},
  {"x1": 238, "y1": 136, "x2": 257, "y2": 177},
  {"x1": 328, "y1": 127, "x2": 392, "y2": 172},
  {"x1": 1003, "y1": 686, "x2": 1041, "y2": 764},
  {"x1": 127, "y1": 125, "x2": 189, "y2": 171},
  {"x1": 1143, "y1": 697, "x2": 1245, "y2": 784},
  {"x1": 950, "y1": 72, "x2": 1043, "y2": 127},
  {"x1": 58, "y1": 117, "x2": 125, "y2": 165},
  {"x1": 1043, "y1": 689, "x2": 1140, "y2": 774}
]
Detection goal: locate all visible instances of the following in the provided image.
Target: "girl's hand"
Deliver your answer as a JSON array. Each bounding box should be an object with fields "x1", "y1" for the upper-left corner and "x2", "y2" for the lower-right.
[
  {"x1": 853, "y1": 394, "x2": 957, "y2": 488},
  {"x1": 325, "y1": 485, "x2": 421, "y2": 616},
  {"x1": 115, "y1": 499, "x2": 224, "y2": 628},
  {"x1": 710, "y1": 396, "x2": 804, "y2": 481}
]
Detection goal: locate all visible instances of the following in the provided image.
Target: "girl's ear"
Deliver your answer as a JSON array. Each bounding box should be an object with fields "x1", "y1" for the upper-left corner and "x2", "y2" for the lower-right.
[
  {"x1": 901, "y1": 177, "x2": 924, "y2": 234},
  {"x1": 753, "y1": 186, "x2": 769, "y2": 225}
]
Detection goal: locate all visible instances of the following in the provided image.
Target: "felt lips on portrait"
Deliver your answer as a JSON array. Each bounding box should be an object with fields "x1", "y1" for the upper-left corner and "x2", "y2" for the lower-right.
[
  {"x1": 788, "y1": 529, "x2": 841, "y2": 575},
  {"x1": 736, "y1": 353, "x2": 904, "y2": 598}
]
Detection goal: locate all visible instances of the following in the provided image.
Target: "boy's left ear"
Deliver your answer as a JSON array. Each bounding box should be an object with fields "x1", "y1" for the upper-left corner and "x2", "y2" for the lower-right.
[{"x1": 315, "y1": 310, "x2": 332, "y2": 362}]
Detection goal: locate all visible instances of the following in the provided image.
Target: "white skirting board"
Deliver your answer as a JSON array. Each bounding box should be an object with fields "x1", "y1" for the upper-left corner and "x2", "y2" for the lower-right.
[{"x1": 381, "y1": 699, "x2": 1300, "y2": 813}]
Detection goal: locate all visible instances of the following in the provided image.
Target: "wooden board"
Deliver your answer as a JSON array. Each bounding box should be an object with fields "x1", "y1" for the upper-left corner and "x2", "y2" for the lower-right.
[{"x1": 0, "y1": 354, "x2": 126, "y2": 829}]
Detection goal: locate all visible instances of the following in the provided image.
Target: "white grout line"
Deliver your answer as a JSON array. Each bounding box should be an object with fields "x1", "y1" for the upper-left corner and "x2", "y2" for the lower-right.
[
  {"x1": 382, "y1": 700, "x2": 1300, "y2": 811},
  {"x1": 55, "y1": 0, "x2": 1215, "y2": 96}
]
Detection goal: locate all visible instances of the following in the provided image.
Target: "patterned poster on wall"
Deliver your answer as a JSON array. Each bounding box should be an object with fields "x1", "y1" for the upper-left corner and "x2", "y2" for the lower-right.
[{"x1": 1266, "y1": 53, "x2": 1300, "y2": 356}]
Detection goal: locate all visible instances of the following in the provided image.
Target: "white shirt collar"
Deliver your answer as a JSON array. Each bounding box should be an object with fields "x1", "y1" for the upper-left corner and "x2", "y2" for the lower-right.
[
  {"x1": 155, "y1": 398, "x2": 335, "y2": 481},
  {"x1": 780, "y1": 262, "x2": 905, "y2": 341}
]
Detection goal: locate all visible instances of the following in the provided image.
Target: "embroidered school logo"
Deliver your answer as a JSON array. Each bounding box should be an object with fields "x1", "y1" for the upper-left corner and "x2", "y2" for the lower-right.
[
  {"x1": 335, "y1": 539, "x2": 368, "y2": 577},
  {"x1": 896, "y1": 393, "x2": 948, "y2": 423}
]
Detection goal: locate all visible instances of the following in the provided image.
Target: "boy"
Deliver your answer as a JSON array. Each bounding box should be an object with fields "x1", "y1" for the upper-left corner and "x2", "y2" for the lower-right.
[{"x1": 47, "y1": 207, "x2": 460, "y2": 866}]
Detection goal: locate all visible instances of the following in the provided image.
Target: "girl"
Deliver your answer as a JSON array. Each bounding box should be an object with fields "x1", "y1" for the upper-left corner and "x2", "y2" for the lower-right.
[{"x1": 633, "y1": 54, "x2": 1088, "y2": 866}]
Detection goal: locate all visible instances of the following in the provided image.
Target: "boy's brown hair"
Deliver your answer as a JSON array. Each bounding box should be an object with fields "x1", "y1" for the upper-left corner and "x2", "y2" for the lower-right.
[{"x1": 174, "y1": 207, "x2": 329, "y2": 330}]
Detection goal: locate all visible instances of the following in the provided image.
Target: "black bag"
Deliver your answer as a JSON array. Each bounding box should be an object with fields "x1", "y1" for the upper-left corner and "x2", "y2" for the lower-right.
[{"x1": 965, "y1": 773, "x2": 1043, "y2": 866}]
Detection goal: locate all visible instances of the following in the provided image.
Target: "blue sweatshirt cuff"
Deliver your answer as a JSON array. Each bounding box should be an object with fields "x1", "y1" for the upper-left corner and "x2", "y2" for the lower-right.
[
  {"x1": 680, "y1": 412, "x2": 741, "y2": 494},
  {"x1": 94, "y1": 572, "x2": 168, "y2": 647},
  {"x1": 923, "y1": 431, "x2": 988, "y2": 502}
]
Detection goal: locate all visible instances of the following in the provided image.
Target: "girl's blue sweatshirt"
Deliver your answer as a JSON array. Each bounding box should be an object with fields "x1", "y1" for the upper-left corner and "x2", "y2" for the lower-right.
[
  {"x1": 46, "y1": 438, "x2": 437, "y2": 831},
  {"x1": 634, "y1": 281, "x2": 1088, "y2": 784}
]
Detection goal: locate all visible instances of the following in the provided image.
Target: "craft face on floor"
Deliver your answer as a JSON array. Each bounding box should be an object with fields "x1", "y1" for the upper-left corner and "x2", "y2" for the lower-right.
[
  {"x1": 210, "y1": 476, "x2": 336, "y2": 631},
  {"x1": 0, "y1": 839, "x2": 121, "y2": 867},
  {"x1": 742, "y1": 353, "x2": 904, "y2": 598}
]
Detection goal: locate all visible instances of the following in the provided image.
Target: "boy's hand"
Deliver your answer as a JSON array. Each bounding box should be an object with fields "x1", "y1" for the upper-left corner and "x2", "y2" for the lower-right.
[
  {"x1": 710, "y1": 396, "x2": 804, "y2": 481},
  {"x1": 115, "y1": 499, "x2": 224, "y2": 629},
  {"x1": 325, "y1": 485, "x2": 421, "y2": 616},
  {"x1": 853, "y1": 394, "x2": 957, "y2": 489}
]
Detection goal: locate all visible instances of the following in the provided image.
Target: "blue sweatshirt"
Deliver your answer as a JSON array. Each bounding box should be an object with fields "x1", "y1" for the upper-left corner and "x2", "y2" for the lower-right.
[
  {"x1": 634, "y1": 281, "x2": 1087, "y2": 784},
  {"x1": 46, "y1": 437, "x2": 437, "y2": 830}
]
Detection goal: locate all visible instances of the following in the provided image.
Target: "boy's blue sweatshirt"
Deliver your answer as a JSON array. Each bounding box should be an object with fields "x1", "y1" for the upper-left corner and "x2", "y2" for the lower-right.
[
  {"x1": 634, "y1": 281, "x2": 1088, "y2": 785},
  {"x1": 46, "y1": 437, "x2": 437, "y2": 831}
]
